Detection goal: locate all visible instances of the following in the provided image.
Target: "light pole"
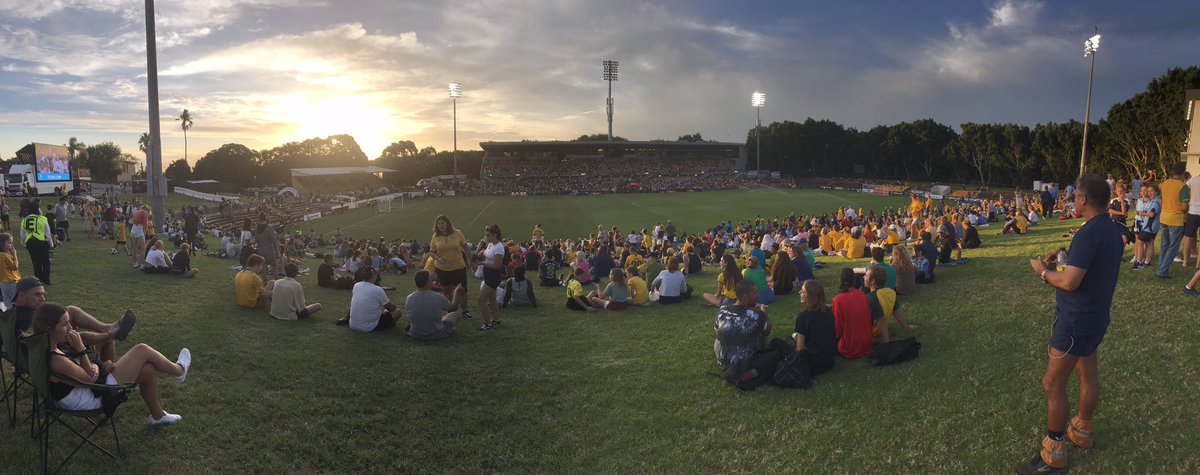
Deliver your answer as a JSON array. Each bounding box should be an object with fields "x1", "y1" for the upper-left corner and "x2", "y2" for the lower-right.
[
  {"x1": 143, "y1": 0, "x2": 165, "y2": 228},
  {"x1": 449, "y1": 82, "x2": 462, "y2": 189},
  {"x1": 603, "y1": 60, "x2": 618, "y2": 141},
  {"x1": 752, "y1": 91, "x2": 766, "y2": 179},
  {"x1": 1079, "y1": 30, "x2": 1100, "y2": 178}
]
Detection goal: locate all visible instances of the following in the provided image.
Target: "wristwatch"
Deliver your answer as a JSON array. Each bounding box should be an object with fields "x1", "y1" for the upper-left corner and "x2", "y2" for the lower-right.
[{"x1": 1040, "y1": 269, "x2": 1048, "y2": 283}]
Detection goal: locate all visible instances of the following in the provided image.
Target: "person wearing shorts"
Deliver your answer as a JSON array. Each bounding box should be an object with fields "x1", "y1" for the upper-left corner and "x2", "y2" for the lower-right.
[
  {"x1": 429, "y1": 214, "x2": 473, "y2": 319},
  {"x1": 1181, "y1": 171, "x2": 1200, "y2": 267},
  {"x1": 588, "y1": 268, "x2": 633, "y2": 311},
  {"x1": 476, "y1": 224, "x2": 505, "y2": 331},
  {"x1": 1020, "y1": 174, "x2": 1122, "y2": 474}
]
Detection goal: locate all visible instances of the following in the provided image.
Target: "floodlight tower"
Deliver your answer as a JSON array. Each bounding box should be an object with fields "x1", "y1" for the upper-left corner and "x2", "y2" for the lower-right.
[
  {"x1": 603, "y1": 60, "x2": 618, "y2": 141},
  {"x1": 752, "y1": 91, "x2": 766, "y2": 178},
  {"x1": 449, "y1": 82, "x2": 463, "y2": 188},
  {"x1": 1079, "y1": 29, "x2": 1100, "y2": 178}
]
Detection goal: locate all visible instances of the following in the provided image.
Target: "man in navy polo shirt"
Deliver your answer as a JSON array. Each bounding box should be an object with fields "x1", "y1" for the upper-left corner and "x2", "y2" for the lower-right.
[{"x1": 1019, "y1": 174, "x2": 1123, "y2": 474}]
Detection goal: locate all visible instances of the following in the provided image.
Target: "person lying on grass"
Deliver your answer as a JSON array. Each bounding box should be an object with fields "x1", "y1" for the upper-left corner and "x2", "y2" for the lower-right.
[
  {"x1": 235, "y1": 254, "x2": 274, "y2": 309},
  {"x1": 713, "y1": 280, "x2": 772, "y2": 371},
  {"x1": 12, "y1": 276, "x2": 136, "y2": 362},
  {"x1": 31, "y1": 302, "x2": 191, "y2": 426},
  {"x1": 864, "y1": 267, "x2": 917, "y2": 344},
  {"x1": 587, "y1": 268, "x2": 633, "y2": 311}
]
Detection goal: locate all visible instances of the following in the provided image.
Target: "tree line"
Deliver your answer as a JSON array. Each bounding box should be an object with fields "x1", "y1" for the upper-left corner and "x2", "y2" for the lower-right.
[{"x1": 746, "y1": 67, "x2": 1199, "y2": 187}]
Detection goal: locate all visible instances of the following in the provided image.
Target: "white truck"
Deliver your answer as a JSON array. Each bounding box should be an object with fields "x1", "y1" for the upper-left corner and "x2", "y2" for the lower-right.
[{"x1": 7, "y1": 143, "x2": 74, "y2": 196}]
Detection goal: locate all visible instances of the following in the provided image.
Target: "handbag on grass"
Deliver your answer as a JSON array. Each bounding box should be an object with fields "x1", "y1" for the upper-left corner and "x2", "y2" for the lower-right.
[{"x1": 869, "y1": 337, "x2": 921, "y2": 366}]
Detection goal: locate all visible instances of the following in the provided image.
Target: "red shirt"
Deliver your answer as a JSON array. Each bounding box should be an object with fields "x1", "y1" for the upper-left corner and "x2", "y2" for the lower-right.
[
  {"x1": 132, "y1": 209, "x2": 149, "y2": 226},
  {"x1": 832, "y1": 289, "x2": 874, "y2": 360}
]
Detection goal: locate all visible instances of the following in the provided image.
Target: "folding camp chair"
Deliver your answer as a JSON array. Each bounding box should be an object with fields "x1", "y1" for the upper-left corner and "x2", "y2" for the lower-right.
[
  {"x1": 0, "y1": 305, "x2": 31, "y2": 430},
  {"x1": 24, "y1": 332, "x2": 137, "y2": 474}
]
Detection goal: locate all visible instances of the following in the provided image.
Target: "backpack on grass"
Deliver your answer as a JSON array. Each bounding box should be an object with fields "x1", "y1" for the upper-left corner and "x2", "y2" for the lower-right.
[
  {"x1": 869, "y1": 337, "x2": 921, "y2": 366},
  {"x1": 723, "y1": 347, "x2": 782, "y2": 391}
]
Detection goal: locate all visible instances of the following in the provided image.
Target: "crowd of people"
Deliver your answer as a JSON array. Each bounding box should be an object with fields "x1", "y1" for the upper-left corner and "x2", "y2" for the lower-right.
[{"x1": 462, "y1": 156, "x2": 743, "y2": 196}]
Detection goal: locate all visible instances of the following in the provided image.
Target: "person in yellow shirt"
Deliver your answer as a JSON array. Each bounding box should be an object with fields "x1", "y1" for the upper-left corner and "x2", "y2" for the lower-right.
[
  {"x1": 0, "y1": 233, "x2": 20, "y2": 304},
  {"x1": 702, "y1": 255, "x2": 741, "y2": 306},
  {"x1": 838, "y1": 228, "x2": 867, "y2": 259},
  {"x1": 115, "y1": 219, "x2": 130, "y2": 256},
  {"x1": 626, "y1": 267, "x2": 651, "y2": 305},
  {"x1": 429, "y1": 214, "x2": 473, "y2": 318},
  {"x1": 565, "y1": 267, "x2": 598, "y2": 311},
  {"x1": 865, "y1": 267, "x2": 916, "y2": 344},
  {"x1": 1157, "y1": 163, "x2": 1189, "y2": 277},
  {"x1": 625, "y1": 252, "x2": 644, "y2": 270},
  {"x1": 236, "y1": 254, "x2": 274, "y2": 308},
  {"x1": 532, "y1": 223, "x2": 545, "y2": 243}
]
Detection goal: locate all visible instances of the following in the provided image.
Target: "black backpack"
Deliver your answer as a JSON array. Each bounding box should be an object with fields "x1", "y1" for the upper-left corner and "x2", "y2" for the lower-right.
[
  {"x1": 869, "y1": 337, "x2": 921, "y2": 366},
  {"x1": 723, "y1": 348, "x2": 782, "y2": 391},
  {"x1": 771, "y1": 353, "x2": 813, "y2": 389}
]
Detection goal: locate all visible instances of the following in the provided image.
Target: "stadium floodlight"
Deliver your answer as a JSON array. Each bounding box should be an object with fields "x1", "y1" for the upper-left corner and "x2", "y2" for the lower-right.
[
  {"x1": 752, "y1": 91, "x2": 765, "y2": 178},
  {"x1": 1078, "y1": 30, "x2": 1100, "y2": 177},
  {"x1": 603, "y1": 60, "x2": 618, "y2": 141},
  {"x1": 449, "y1": 82, "x2": 463, "y2": 188}
]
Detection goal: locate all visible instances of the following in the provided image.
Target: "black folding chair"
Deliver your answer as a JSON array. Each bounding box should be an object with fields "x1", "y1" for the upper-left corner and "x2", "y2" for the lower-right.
[
  {"x1": 23, "y1": 333, "x2": 137, "y2": 474},
  {"x1": 0, "y1": 306, "x2": 32, "y2": 431}
]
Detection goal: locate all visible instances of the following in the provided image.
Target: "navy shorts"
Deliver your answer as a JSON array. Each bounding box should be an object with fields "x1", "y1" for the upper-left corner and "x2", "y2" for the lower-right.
[{"x1": 1049, "y1": 320, "x2": 1106, "y2": 357}]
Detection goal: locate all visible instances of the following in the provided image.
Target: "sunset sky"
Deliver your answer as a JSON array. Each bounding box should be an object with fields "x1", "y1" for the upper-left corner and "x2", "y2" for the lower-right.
[{"x1": 1, "y1": 0, "x2": 1196, "y2": 167}]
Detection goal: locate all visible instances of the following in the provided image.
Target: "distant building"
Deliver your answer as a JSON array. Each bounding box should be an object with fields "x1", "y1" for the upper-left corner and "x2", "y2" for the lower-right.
[{"x1": 1186, "y1": 89, "x2": 1200, "y2": 178}]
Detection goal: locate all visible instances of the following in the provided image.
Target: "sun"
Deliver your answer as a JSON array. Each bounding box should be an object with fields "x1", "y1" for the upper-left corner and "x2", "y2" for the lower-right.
[{"x1": 285, "y1": 95, "x2": 395, "y2": 159}]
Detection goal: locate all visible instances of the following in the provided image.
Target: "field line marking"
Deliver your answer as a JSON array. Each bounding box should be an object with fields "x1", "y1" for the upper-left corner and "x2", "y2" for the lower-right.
[
  {"x1": 813, "y1": 191, "x2": 857, "y2": 207},
  {"x1": 466, "y1": 199, "x2": 495, "y2": 228},
  {"x1": 762, "y1": 185, "x2": 792, "y2": 196},
  {"x1": 343, "y1": 203, "x2": 432, "y2": 230}
]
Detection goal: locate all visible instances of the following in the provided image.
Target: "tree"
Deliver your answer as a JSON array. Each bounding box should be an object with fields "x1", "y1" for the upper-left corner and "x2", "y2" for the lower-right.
[
  {"x1": 192, "y1": 143, "x2": 259, "y2": 187},
  {"x1": 999, "y1": 123, "x2": 1036, "y2": 186},
  {"x1": 67, "y1": 137, "x2": 87, "y2": 169},
  {"x1": 1097, "y1": 67, "x2": 1200, "y2": 178},
  {"x1": 83, "y1": 142, "x2": 123, "y2": 183},
  {"x1": 138, "y1": 132, "x2": 151, "y2": 159},
  {"x1": 164, "y1": 158, "x2": 192, "y2": 184},
  {"x1": 1032, "y1": 122, "x2": 1085, "y2": 186},
  {"x1": 677, "y1": 133, "x2": 705, "y2": 142},
  {"x1": 379, "y1": 140, "x2": 418, "y2": 160},
  {"x1": 947, "y1": 123, "x2": 1003, "y2": 187},
  {"x1": 176, "y1": 109, "x2": 193, "y2": 162},
  {"x1": 574, "y1": 134, "x2": 627, "y2": 141}
]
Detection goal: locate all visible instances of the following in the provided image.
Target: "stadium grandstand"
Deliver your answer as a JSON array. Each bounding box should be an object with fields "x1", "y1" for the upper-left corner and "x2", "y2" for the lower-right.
[
  {"x1": 290, "y1": 166, "x2": 395, "y2": 196},
  {"x1": 464, "y1": 140, "x2": 747, "y2": 195}
]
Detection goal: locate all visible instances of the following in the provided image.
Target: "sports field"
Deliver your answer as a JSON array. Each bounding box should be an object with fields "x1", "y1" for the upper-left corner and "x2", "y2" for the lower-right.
[{"x1": 2, "y1": 188, "x2": 1197, "y2": 473}]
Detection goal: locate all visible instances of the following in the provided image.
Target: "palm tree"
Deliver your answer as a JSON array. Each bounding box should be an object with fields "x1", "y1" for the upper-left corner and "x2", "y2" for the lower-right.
[
  {"x1": 176, "y1": 109, "x2": 193, "y2": 162},
  {"x1": 138, "y1": 132, "x2": 151, "y2": 158},
  {"x1": 67, "y1": 136, "x2": 87, "y2": 167}
]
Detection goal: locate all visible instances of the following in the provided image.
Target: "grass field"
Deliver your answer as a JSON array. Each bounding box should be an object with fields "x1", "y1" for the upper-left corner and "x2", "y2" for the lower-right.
[{"x1": 2, "y1": 188, "x2": 1198, "y2": 473}]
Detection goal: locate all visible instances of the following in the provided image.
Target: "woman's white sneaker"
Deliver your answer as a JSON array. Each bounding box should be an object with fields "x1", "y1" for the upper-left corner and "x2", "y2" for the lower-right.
[
  {"x1": 148, "y1": 413, "x2": 182, "y2": 426},
  {"x1": 176, "y1": 348, "x2": 191, "y2": 384}
]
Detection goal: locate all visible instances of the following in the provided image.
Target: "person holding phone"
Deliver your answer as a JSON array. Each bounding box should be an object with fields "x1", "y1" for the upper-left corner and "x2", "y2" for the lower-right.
[{"x1": 1019, "y1": 174, "x2": 1123, "y2": 475}]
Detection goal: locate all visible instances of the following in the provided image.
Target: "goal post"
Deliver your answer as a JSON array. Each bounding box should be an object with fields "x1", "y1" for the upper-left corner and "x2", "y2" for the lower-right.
[{"x1": 376, "y1": 198, "x2": 392, "y2": 214}]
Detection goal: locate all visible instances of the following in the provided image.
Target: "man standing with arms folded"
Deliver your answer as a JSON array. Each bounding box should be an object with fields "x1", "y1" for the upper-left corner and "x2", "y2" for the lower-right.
[
  {"x1": 1020, "y1": 174, "x2": 1123, "y2": 474},
  {"x1": 1156, "y1": 163, "x2": 1188, "y2": 279}
]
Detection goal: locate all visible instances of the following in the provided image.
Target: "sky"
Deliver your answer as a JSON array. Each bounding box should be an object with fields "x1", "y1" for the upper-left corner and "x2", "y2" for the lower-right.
[{"x1": 1, "y1": 0, "x2": 1197, "y2": 168}]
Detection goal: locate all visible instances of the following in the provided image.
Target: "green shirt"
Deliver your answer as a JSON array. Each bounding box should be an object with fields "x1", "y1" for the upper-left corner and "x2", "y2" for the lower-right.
[
  {"x1": 871, "y1": 262, "x2": 897, "y2": 290},
  {"x1": 742, "y1": 267, "x2": 769, "y2": 293}
]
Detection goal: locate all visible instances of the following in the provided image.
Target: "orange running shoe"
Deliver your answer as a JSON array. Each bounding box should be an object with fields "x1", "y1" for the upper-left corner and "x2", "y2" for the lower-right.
[
  {"x1": 1016, "y1": 436, "x2": 1070, "y2": 474},
  {"x1": 1068, "y1": 417, "x2": 1095, "y2": 449}
]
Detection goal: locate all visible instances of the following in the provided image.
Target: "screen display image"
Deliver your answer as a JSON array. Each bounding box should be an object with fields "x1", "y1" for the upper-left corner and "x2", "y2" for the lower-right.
[{"x1": 34, "y1": 144, "x2": 71, "y2": 182}]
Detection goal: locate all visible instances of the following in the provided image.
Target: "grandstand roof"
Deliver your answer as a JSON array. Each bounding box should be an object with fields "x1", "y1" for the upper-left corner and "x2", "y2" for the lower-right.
[
  {"x1": 479, "y1": 140, "x2": 742, "y2": 152},
  {"x1": 290, "y1": 166, "x2": 395, "y2": 177}
]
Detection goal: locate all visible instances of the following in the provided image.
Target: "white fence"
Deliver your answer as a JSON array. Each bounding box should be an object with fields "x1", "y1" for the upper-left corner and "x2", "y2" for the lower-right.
[{"x1": 174, "y1": 187, "x2": 241, "y2": 202}]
